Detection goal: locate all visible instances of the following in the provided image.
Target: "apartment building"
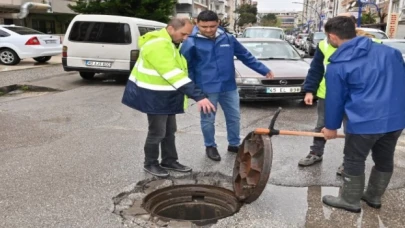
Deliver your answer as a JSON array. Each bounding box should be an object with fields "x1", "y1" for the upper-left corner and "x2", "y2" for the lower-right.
[
  {"x1": 0, "y1": 0, "x2": 76, "y2": 34},
  {"x1": 175, "y1": 0, "x2": 240, "y2": 32},
  {"x1": 258, "y1": 10, "x2": 299, "y2": 29}
]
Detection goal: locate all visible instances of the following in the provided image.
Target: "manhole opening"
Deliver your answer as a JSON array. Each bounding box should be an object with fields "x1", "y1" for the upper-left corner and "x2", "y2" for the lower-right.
[{"x1": 142, "y1": 184, "x2": 242, "y2": 226}]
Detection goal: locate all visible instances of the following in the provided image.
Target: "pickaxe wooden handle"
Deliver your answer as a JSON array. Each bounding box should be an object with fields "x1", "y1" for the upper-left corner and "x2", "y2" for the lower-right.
[
  {"x1": 257, "y1": 107, "x2": 345, "y2": 138},
  {"x1": 254, "y1": 128, "x2": 345, "y2": 138}
]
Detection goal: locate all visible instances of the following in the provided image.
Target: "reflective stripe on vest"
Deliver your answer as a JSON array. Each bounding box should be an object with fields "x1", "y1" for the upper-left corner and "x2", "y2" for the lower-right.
[
  {"x1": 316, "y1": 39, "x2": 336, "y2": 99},
  {"x1": 130, "y1": 38, "x2": 191, "y2": 91},
  {"x1": 129, "y1": 36, "x2": 191, "y2": 109}
]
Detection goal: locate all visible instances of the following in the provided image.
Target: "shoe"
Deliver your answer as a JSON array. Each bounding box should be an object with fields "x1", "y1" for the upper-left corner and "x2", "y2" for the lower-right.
[
  {"x1": 206, "y1": 146, "x2": 221, "y2": 161},
  {"x1": 322, "y1": 172, "x2": 365, "y2": 213},
  {"x1": 144, "y1": 164, "x2": 169, "y2": 177},
  {"x1": 336, "y1": 164, "x2": 344, "y2": 176},
  {"x1": 298, "y1": 153, "x2": 323, "y2": 166},
  {"x1": 361, "y1": 167, "x2": 393, "y2": 209},
  {"x1": 227, "y1": 145, "x2": 239, "y2": 153},
  {"x1": 160, "y1": 161, "x2": 192, "y2": 173}
]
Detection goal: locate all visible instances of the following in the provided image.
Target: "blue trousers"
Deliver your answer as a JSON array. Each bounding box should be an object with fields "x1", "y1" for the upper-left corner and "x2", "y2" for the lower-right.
[{"x1": 200, "y1": 89, "x2": 240, "y2": 147}]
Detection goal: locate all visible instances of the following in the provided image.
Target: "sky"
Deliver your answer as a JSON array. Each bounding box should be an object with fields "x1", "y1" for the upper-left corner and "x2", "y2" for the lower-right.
[{"x1": 256, "y1": 0, "x2": 305, "y2": 12}]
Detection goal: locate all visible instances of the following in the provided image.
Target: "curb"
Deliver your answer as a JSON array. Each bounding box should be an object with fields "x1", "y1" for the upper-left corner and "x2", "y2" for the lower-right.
[{"x1": 0, "y1": 63, "x2": 62, "y2": 73}]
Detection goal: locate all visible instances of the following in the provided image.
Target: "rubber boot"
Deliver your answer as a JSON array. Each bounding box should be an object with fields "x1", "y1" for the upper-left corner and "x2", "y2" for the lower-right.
[
  {"x1": 322, "y1": 172, "x2": 365, "y2": 213},
  {"x1": 361, "y1": 167, "x2": 393, "y2": 209}
]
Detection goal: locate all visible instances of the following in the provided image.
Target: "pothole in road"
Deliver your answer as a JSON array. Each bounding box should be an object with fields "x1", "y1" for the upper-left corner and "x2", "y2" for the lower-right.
[
  {"x1": 0, "y1": 84, "x2": 60, "y2": 97},
  {"x1": 112, "y1": 172, "x2": 242, "y2": 227}
]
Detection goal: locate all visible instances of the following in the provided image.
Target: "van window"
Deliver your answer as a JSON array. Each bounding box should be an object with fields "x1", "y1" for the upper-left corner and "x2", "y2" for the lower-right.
[
  {"x1": 68, "y1": 21, "x2": 132, "y2": 44},
  {"x1": 138, "y1": 26, "x2": 158, "y2": 35}
]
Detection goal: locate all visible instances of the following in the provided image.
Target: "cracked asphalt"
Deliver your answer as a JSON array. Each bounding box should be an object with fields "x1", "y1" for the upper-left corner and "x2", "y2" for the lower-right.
[{"x1": 1, "y1": 70, "x2": 404, "y2": 228}]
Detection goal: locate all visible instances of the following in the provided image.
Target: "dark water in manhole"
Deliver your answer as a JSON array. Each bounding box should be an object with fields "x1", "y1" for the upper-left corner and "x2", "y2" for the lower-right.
[{"x1": 142, "y1": 184, "x2": 242, "y2": 225}]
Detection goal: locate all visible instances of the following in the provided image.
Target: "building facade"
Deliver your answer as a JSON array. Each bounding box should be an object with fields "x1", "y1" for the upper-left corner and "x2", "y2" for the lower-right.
[
  {"x1": 175, "y1": 0, "x2": 240, "y2": 33},
  {"x1": 258, "y1": 10, "x2": 300, "y2": 29},
  {"x1": 0, "y1": 0, "x2": 76, "y2": 34}
]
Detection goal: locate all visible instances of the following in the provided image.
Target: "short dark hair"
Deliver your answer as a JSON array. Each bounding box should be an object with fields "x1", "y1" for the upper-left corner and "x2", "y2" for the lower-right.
[
  {"x1": 197, "y1": 10, "x2": 219, "y2": 22},
  {"x1": 350, "y1": 15, "x2": 356, "y2": 25},
  {"x1": 167, "y1": 17, "x2": 192, "y2": 30},
  {"x1": 324, "y1": 16, "x2": 356, "y2": 40}
]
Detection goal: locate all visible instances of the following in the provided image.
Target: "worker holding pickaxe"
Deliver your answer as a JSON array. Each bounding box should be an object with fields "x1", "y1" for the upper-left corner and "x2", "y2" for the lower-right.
[{"x1": 320, "y1": 16, "x2": 405, "y2": 213}]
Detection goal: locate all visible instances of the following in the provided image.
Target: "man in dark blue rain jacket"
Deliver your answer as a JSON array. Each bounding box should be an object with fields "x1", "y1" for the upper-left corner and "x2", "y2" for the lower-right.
[
  {"x1": 180, "y1": 10, "x2": 274, "y2": 161},
  {"x1": 320, "y1": 16, "x2": 405, "y2": 213}
]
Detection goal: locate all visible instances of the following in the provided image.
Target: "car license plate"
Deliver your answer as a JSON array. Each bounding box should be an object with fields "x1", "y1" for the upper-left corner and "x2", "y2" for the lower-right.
[
  {"x1": 266, "y1": 87, "x2": 301, "y2": 93},
  {"x1": 85, "y1": 60, "x2": 112, "y2": 68},
  {"x1": 45, "y1": 40, "x2": 57, "y2": 44}
]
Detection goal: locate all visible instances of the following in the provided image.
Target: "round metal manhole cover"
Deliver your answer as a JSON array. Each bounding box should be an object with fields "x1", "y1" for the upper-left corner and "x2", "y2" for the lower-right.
[
  {"x1": 233, "y1": 131, "x2": 273, "y2": 203},
  {"x1": 142, "y1": 184, "x2": 242, "y2": 226}
]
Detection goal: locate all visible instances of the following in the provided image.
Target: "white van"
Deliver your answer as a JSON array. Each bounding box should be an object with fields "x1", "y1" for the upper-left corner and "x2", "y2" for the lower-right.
[{"x1": 62, "y1": 14, "x2": 166, "y2": 80}]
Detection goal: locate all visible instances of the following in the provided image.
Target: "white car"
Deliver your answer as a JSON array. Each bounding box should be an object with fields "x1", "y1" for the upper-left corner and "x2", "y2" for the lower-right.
[
  {"x1": 0, "y1": 25, "x2": 62, "y2": 65},
  {"x1": 359, "y1": 27, "x2": 389, "y2": 39}
]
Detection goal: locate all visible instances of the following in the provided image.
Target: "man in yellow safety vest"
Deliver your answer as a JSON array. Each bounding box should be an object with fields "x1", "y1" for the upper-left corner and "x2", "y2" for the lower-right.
[
  {"x1": 298, "y1": 14, "x2": 381, "y2": 173},
  {"x1": 122, "y1": 17, "x2": 215, "y2": 177}
]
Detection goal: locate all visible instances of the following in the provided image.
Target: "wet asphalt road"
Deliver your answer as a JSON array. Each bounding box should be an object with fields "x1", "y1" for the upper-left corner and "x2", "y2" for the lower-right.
[{"x1": 0, "y1": 67, "x2": 404, "y2": 228}]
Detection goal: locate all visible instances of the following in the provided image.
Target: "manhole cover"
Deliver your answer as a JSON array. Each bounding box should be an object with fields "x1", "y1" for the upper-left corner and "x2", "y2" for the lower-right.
[
  {"x1": 113, "y1": 132, "x2": 273, "y2": 227},
  {"x1": 142, "y1": 184, "x2": 241, "y2": 226}
]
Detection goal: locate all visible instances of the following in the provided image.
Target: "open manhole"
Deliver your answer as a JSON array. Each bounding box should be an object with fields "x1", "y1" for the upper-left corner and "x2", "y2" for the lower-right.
[
  {"x1": 113, "y1": 132, "x2": 273, "y2": 227},
  {"x1": 142, "y1": 184, "x2": 241, "y2": 226}
]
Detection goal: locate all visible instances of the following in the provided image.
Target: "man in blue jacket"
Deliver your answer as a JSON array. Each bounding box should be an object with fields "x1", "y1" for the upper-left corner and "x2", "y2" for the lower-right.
[
  {"x1": 180, "y1": 10, "x2": 274, "y2": 161},
  {"x1": 320, "y1": 16, "x2": 405, "y2": 213}
]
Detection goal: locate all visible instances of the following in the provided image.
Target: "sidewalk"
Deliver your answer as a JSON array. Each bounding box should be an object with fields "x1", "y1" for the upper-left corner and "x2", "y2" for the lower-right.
[{"x1": 0, "y1": 55, "x2": 62, "y2": 72}]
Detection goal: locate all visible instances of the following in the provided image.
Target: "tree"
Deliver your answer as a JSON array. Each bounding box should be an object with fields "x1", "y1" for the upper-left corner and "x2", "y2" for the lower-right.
[
  {"x1": 361, "y1": 12, "x2": 376, "y2": 24},
  {"x1": 68, "y1": 0, "x2": 176, "y2": 23},
  {"x1": 260, "y1": 13, "x2": 280, "y2": 27},
  {"x1": 234, "y1": 3, "x2": 258, "y2": 30}
]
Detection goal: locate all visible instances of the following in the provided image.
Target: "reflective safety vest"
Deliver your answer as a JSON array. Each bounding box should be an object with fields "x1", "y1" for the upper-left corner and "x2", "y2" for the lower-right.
[
  {"x1": 316, "y1": 37, "x2": 382, "y2": 99},
  {"x1": 129, "y1": 29, "x2": 191, "y2": 109}
]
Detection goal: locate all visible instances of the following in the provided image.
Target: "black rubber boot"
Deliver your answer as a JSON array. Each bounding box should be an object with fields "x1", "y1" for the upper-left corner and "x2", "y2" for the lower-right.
[
  {"x1": 361, "y1": 167, "x2": 393, "y2": 209},
  {"x1": 322, "y1": 172, "x2": 365, "y2": 213}
]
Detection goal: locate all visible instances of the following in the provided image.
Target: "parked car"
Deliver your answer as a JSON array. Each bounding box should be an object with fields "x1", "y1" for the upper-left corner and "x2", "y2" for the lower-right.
[
  {"x1": 241, "y1": 26, "x2": 286, "y2": 40},
  {"x1": 381, "y1": 39, "x2": 405, "y2": 59},
  {"x1": 359, "y1": 27, "x2": 389, "y2": 39},
  {"x1": 300, "y1": 37, "x2": 308, "y2": 50},
  {"x1": 0, "y1": 25, "x2": 62, "y2": 65},
  {"x1": 294, "y1": 33, "x2": 307, "y2": 48},
  {"x1": 305, "y1": 32, "x2": 326, "y2": 56},
  {"x1": 62, "y1": 14, "x2": 166, "y2": 80},
  {"x1": 235, "y1": 38, "x2": 310, "y2": 101}
]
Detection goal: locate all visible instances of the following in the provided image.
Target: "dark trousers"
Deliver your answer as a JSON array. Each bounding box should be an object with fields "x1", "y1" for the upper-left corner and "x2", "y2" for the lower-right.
[
  {"x1": 310, "y1": 99, "x2": 326, "y2": 155},
  {"x1": 343, "y1": 130, "x2": 403, "y2": 176},
  {"x1": 311, "y1": 98, "x2": 347, "y2": 156},
  {"x1": 144, "y1": 114, "x2": 178, "y2": 166}
]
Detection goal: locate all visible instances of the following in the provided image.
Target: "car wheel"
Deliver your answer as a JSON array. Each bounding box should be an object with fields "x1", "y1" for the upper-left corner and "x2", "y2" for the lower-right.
[
  {"x1": 33, "y1": 56, "x2": 52, "y2": 63},
  {"x1": 115, "y1": 74, "x2": 129, "y2": 83},
  {"x1": 0, "y1": 48, "x2": 21, "y2": 65},
  {"x1": 80, "y1": 72, "x2": 95, "y2": 80}
]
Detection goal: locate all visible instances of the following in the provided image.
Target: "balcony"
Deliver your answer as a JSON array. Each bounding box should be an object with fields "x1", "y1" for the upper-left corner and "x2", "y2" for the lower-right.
[
  {"x1": 177, "y1": 0, "x2": 193, "y2": 4},
  {"x1": 0, "y1": 0, "x2": 43, "y2": 5}
]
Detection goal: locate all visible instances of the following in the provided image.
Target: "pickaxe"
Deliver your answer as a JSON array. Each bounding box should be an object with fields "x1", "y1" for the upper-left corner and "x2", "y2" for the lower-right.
[{"x1": 253, "y1": 107, "x2": 345, "y2": 138}]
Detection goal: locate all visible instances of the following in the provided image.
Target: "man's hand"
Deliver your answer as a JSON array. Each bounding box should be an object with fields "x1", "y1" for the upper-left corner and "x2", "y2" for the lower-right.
[
  {"x1": 197, "y1": 98, "x2": 216, "y2": 114},
  {"x1": 266, "y1": 71, "x2": 275, "y2": 79},
  {"x1": 304, "y1": 93, "x2": 314, "y2": 105},
  {"x1": 321, "y1": 127, "x2": 338, "y2": 140}
]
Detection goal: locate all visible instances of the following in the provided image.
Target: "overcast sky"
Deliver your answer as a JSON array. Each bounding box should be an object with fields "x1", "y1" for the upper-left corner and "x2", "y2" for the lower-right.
[{"x1": 256, "y1": 0, "x2": 304, "y2": 12}]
